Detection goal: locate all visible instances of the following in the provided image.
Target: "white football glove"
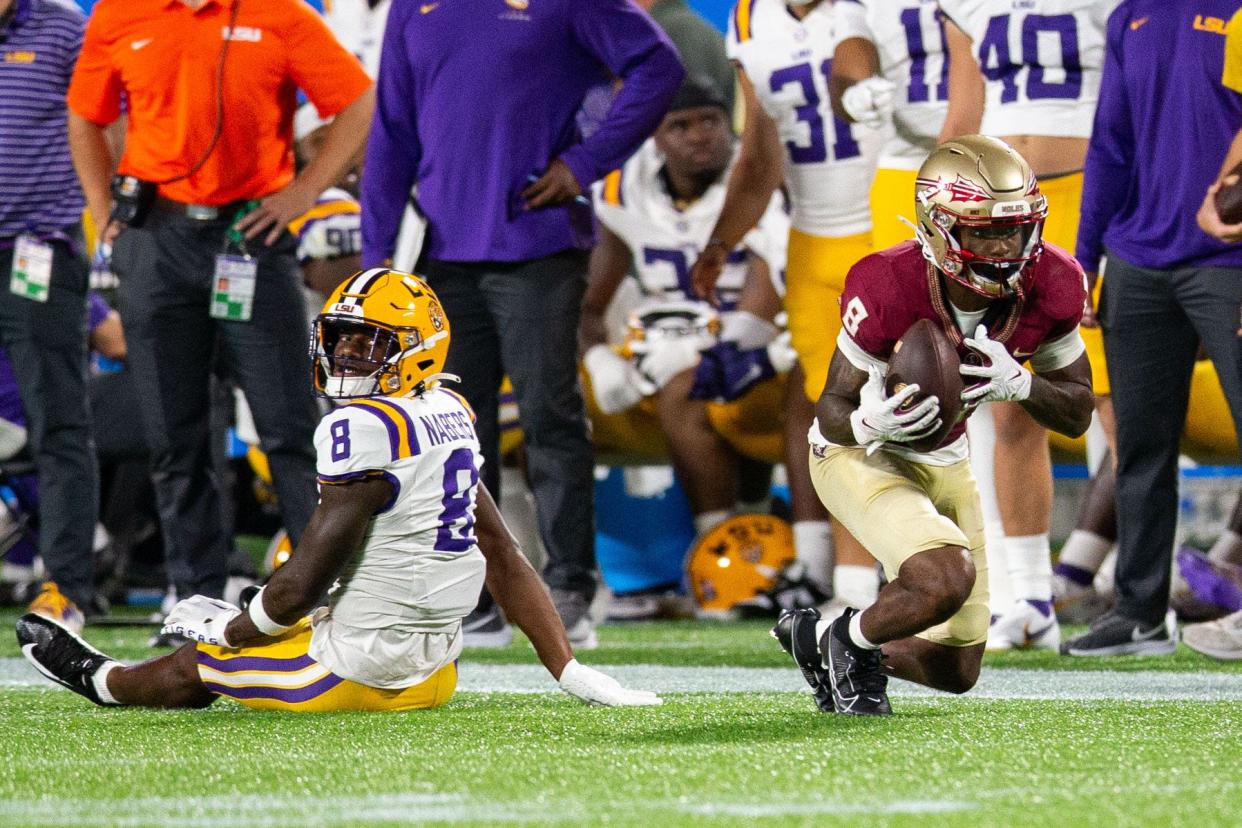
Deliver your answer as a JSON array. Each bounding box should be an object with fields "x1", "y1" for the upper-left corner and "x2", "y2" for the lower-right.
[
  {"x1": 160, "y1": 595, "x2": 241, "y2": 647},
  {"x1": 636, "y1": 337, "x2": 703, "y2": 392},
  {"x1": 765, "y1": 329, "x2": 797, "y2": 374},
  {"x1": 849, "y1": 365, "x2": 941, "y2": 455},
  {"x1": 841, "y1": 76, "x2": 896, "y2": 129},
  {"x1": 558, "y1": 659, "x2": 662, "y2": 707},
  {"x1": 583, "y1": 344, "x2": 646, "y2": 414},
  {"x1": 961, "y1": 324, "x2": 1032, "y2": 404}
]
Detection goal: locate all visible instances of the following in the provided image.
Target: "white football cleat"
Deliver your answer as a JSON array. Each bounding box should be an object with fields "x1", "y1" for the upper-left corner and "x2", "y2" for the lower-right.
[{"x1": 988, "y1": 600, "x2": 1061, "y2": 651}]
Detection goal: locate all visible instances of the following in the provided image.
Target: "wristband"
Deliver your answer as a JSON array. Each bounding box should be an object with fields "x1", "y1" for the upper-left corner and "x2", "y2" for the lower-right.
[{"x1": 248, "y1": 587, "x2": 294, "y2": 636}]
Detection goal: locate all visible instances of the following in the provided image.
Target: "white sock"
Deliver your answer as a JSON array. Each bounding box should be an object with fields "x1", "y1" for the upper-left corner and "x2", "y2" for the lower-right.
[
  {"x1": 967, "y1": 407, "x2": 1011, "y2": 613},
  {"x1": 848, "y1": 610, "x2": 880, "y2": 650},
  {"x1": 92, "y1": 661, "x2": 121, "y2": 705},
  {"x1": 833, "y1": 564, "x2": 879, "y2": 609},
  {"x1": 1005, "y1": 533, "x2": 1053, "y2": 603},
  {"x1": 793, "y1": 521, "x2": 832, "y2": 589},
  {"x1": 1209, "y1": 529, "x2": 1242, "y2": 566},
  {"x1": 1084, "y1": 411, "x2": 1109, "y2": 474},
  {"x1": 693, "y1": 509, "x2": 731, "y2": 535},
  {"x1": 984, "y1": 519, "x2": 1011, "y2": 613},
  {"x1": 1058, "y1": 529, "x2": 1112, "y2": 575}
]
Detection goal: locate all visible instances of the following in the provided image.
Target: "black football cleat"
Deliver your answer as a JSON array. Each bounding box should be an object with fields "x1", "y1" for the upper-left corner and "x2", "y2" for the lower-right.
[
  {"x1": 737, "y1": 561, "x2": 831, "y2": 619},
  {"x1": 16, "y1": 613, "x2": 119, "y2": 706},
  {"x1": 771, "y1": 608, "x2": 835, "y2": 712},
  {"x1": 823, "y1": 608, "x2": 891, "y2": 716}
]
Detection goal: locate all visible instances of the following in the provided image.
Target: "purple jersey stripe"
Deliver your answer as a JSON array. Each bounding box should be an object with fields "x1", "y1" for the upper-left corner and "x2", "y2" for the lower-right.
[
  {"x1": 204, "y1": 672, "x2": 346, "y2": 704},
  {"x1": 366, "y1": 398, "x2": 421, "y2": 457},
  {"x1": 346, "y1": 403, "x2": 401, "y2": 461},
  {"x1": 197, "y1": 651, "x2": 317, "y2": 674}
]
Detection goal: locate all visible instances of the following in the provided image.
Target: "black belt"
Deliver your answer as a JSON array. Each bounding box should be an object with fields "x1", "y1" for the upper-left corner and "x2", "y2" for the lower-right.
[{"x1": 152, "y1": 196, "x2": 251, "y2": 222}]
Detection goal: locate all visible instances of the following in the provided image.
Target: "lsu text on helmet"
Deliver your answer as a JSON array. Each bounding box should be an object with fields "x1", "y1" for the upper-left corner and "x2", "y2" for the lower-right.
[
  {"x1": 687, "y1": 514, "x2": 795, "y2": 614},
  {"x1": 913, "y1": 135, "x2": 1047, "y2": 300},
  {"x1": 312, "y1": 268, "x2": 451, "y2": 399}
]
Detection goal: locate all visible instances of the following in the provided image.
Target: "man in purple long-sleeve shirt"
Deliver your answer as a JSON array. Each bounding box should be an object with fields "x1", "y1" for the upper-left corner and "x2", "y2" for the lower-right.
[
  {"x1": 361, "y1": 0, "x2": 683, "y2": 647},
  {"x1": 1063, "y1": 0, "x2": 1242, "y2": 657}
]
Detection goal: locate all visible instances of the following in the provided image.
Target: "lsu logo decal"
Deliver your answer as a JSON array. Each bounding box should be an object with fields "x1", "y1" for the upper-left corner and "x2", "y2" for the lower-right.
[
  {"x1": 504, "y1": 0, "x2": 529, "y2": 8},
  {"x1": 428, "y1": 301, "x2": 446, "y2": 332}
]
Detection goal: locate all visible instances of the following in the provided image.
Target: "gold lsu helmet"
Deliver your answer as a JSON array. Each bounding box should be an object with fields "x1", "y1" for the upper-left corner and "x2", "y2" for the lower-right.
[
  {"x1": 622, "y1": 298, "x2": 720, "y2": 359},
  {"x1": 913, "y1": 135, "x2": 1047, "y2": 300},
  {"x1": 687, "y1": 514, "x2": 795, "y2": 614},
  {"x1": 312, "y1": 268, "x2": 451, "y2": 399}
]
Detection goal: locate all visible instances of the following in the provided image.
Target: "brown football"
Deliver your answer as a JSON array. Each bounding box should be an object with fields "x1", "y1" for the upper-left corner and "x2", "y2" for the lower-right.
[
  {"x1": 884, "y1": 318, "x2": 964, "y2": 453},
  {"x1": 1215, "y1": 161, "x2": 1242, "y2": 225}
]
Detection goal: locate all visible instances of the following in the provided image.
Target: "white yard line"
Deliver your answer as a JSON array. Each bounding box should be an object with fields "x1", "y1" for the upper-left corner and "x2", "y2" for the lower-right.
[
  {"x1": 0, "y1": 792, "x2": 977, "y2": 827},
  {"x1": 4, "y1": 657, "x2": 1242, "y2": 700}
]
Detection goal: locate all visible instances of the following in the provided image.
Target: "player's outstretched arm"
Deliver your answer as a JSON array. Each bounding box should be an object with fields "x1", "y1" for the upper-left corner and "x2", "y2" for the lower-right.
[
  {"x1": 222, "y1": 479, "x2": 393, "y2": 647},
  {"x1": 474, "y1": 483, "x2": 574, "y2": 679},
  {"x1": 475, "y1": 484, "x2": 661, "y2": 706}
]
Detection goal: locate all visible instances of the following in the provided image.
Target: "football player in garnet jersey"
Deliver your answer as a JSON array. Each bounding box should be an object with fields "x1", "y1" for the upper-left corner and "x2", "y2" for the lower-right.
[
  {"x1": 16, "y1": 270, "x2": 660, "y2": 711},
  {"x1": 772, "y1": 136, "x2": 1093, "y2": 715},
  {"x1": 938, "y1": 0, "x2": 1120, "y2": 651}
]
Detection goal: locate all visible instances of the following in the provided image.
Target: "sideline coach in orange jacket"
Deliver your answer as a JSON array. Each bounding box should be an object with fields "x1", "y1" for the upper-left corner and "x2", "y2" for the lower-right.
[{"x1": 66, "y1": 0, "x2": 374, "y2": 617}]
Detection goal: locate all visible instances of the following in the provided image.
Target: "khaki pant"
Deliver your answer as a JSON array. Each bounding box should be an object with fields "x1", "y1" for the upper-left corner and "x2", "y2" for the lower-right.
[{"x1": 809, "y1": 444, "x2": 990, "y2": 646}]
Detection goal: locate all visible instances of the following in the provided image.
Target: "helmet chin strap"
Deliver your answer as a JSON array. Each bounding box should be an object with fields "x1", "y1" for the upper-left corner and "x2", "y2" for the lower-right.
[{"x1": 898, "y1": 214, "x2": 941, "y2": 269}]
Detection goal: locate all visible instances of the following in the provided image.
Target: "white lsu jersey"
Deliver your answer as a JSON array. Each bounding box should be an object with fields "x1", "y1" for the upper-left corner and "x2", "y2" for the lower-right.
[
  {"x1": 727, "y1": 0, "x2": 886, "y2": 237},
  {"x1": 323, "y1": 0, "x2": 392, "y2": 79},
  {"x1": 835, "y1": 0, "x2": 950, "y2": 170},
  {"x1": 592, "y1": 140, "x2": 790, "y2": 309},
  {"x1": 291, "y1": 187, "x2": 362, "y2": 264},
  {"x1": 939, "y1": 0, "x2": 1120, "y2": 138},
  {"x1": 308, "y1": 386, "x2": 487, "y2": 688}
]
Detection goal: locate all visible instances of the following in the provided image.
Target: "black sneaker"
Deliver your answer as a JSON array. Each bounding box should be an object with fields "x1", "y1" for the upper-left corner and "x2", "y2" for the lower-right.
[
  {"x1": 771, "y1": 608, "x2": 834, "y2": 712},
  {"x1": 1059, "y1": 611, "x2": 1176, "y2": 656},
  {"x1": 823, "y1": 608, "x2": 891, "y2": 716},
  {"x1": 462, "y1": 602, "x2": 513, "y2": 648},
  {"x1": 736, "y1": 562, "x2": 830, "y2": 619},
  {"x1": 15, "y1": 613, "x2": 118, "y2": 706}
]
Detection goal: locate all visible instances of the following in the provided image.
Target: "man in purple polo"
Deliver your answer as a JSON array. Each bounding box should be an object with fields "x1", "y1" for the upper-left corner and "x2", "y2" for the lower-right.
[
  {"x1": 0, "y1": 0, "x2": 99, "y2": 630},
  {"x1": 1063, "y1": 0, "x2": 1242, "y2": 656},
  {"x1": 361, "y1": 0, "x2": 683, "y2": 648}
]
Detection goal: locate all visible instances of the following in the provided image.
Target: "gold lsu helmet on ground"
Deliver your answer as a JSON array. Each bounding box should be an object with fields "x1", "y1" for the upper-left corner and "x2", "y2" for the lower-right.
[
  {"x1": 913, "y1": 135, "x2": 1047, "y2": 300},
  {"x1": 687, "y1": 514, "x2": 795, "y2": 614},
  {"x1": 312, "y1": 267, "x2": 451, "y2": 399}
]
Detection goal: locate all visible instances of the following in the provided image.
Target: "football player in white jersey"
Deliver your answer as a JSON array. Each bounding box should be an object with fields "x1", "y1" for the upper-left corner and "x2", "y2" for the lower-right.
[
  {"x1": 938, "y1": 0, "x2": 1120, "y2": 651},
  {"x1": 581, "y1": 78, "x2": 796, "y2": 577},
  {"x1": 689, "y1": 0, "x2": 889, "y2": 614},
  {"x1": 827, "y1": 0, "x2": 950, "y2": 249},
  {"x1": 16, "y1": 270, "x2": 658, "y2": 711}
]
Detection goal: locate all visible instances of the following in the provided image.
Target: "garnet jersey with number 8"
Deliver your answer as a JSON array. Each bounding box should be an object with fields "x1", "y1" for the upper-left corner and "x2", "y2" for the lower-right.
[
  {"x1": 313, "y1": 387, "x2": 487, "y2": 634},
  {"x1": 938, "y1": 0, "x2": 1119, "y2": 138},
  {"x1": 836, "y1": 241, "x2": 1086, "y2": 456},
  {"x1": 727, "y1": 0, "x2": 885, "y2": 237}
]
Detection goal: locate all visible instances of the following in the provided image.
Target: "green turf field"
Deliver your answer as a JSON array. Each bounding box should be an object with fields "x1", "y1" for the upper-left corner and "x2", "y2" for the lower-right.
[{"x1": 2, "y1": 613, "x2": 1239, "y2": 827}]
